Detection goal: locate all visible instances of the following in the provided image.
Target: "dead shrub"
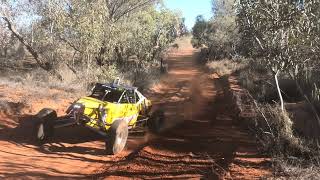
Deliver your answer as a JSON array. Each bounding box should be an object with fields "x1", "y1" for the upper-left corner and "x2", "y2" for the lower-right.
[
  {"x1": 250, "y1": 103, "x2": 320, "y2": 179},
  {"x1": 255, "y1": 104, "x2": 307, "y2": 156}
]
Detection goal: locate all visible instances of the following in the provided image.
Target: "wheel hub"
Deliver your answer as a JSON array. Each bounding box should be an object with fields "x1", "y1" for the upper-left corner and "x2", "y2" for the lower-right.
[{"x1": 37, "y1": 123, "x2": 45, "y2": 140}]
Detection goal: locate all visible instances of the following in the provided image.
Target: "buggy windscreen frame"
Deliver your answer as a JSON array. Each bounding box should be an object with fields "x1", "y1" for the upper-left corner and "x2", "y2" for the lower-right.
[{"x1": 90, "y1": 84, "x2": 124, "y2": 103}]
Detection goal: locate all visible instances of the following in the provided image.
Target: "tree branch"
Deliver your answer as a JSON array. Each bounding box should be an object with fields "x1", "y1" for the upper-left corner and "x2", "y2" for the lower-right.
[
  {"x1": 59, "y1": 35, "x2": 82, "y2": 53},
  {"x1": 112, "y1": 0, "x2": 156, "y2": 22},
  {"x1": 1, "y1": 16, "x2": 62, "y2": 80}
]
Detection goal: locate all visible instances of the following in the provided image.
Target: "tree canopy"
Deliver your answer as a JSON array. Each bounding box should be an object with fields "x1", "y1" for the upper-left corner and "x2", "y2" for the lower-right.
[{"x1": 0, "y1": 0, "x2": 182, "y2": 86}]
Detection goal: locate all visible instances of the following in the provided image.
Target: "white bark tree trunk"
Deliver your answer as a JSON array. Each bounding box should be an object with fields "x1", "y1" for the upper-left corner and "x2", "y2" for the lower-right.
[{"x1": 275, "y1": 70, "x2": 284, "y2": 112}]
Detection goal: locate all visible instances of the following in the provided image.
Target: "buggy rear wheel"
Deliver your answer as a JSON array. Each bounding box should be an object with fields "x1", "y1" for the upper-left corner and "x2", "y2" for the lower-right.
[
  {"x1": 106, "y1": 120, "x2": 128, "y2": 155},
  {"x1": 33, "y1": 108, "x2": 57, "y2": 144},
  {"x1": 148, "y1": 109, "x2": 165, "y2": 133}
]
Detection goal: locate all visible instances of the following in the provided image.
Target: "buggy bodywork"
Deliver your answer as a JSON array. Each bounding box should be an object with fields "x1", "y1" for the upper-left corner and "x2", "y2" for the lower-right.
[
  {"x1": 67, "y1": 83, "x2": 152, "y2": 131},
  {"x1": 33, "y1": 80, "x2": 164, "y2": 155}
]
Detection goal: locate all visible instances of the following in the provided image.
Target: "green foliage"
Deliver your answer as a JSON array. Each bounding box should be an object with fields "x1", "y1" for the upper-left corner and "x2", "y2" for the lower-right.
[
  {"x1": 191, "y1": 0, "x2": 238, "y2": 59},
  {"x1": 208, "y1": 0, "x2": 238, "y2": 59},
  {"x1": 1, "y1": 0, "x2": 181, "y2": 87},
  {"x1": 191, "y1": 15, "x2": 209, "y2": 48}
]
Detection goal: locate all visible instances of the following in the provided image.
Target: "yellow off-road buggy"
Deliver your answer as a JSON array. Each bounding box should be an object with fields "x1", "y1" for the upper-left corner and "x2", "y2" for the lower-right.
[{"x1": 33, "y1": 80, "x2": 164, "y2": 154}]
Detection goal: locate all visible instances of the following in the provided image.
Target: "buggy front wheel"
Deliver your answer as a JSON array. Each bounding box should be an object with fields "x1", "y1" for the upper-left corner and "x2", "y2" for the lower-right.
[
  {"x1": 33, "y1": 108, "x2": 57, "y2": 144},
  {"x1": 106, "y1": 120, "x2": 128, "y2": 155},
  {"x1": 148, "y1": 109, "x2": 165, "y2": 133}
]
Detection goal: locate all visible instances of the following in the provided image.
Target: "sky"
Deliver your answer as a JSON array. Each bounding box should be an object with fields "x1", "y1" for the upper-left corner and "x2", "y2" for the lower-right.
[{"x1": 164, "y1": 0, "x2": 212, "y2": 30}]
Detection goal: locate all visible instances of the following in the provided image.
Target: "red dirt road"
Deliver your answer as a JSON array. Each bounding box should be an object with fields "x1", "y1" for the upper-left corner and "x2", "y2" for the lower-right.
[{"x1": 0, "y1": 40, "x2": 270, "y2": 179}]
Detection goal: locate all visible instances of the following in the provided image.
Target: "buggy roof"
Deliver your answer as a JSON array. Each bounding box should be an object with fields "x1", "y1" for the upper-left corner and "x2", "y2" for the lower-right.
[{"x1": 95, "y1": 83, "x2": 137, "y2": 91}]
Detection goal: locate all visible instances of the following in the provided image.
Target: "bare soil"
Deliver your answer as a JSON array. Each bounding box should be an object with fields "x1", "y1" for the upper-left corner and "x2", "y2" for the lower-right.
[{"x1": 0, "y1": 41, "x2": 271, "y2": 179}]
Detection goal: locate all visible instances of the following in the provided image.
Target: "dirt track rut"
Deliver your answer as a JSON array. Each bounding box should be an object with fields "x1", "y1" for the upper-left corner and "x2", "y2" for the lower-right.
[{"x1": 0, "y1": 40, "x2": 270, "y2": 179}]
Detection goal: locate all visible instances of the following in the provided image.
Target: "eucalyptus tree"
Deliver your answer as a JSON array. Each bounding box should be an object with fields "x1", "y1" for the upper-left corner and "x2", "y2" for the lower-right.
[{"x1": 237, "y1": 0, "x2": 320, "y2": 121}]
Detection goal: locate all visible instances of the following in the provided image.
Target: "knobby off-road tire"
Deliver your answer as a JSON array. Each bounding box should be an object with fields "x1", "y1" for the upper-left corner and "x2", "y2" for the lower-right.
[
  {"x1": 33, "y1": 108, "x2": 57, "y2": 145},
  {"x1": 106, "y1": 120, "x2": 129, "y2": 155},
  {"x1": 148, "y1": 109, "x2": 165, "y2": 133}
]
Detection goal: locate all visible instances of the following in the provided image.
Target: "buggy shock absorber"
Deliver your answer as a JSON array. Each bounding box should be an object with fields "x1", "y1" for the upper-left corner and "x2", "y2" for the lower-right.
[{"x1": 98, "y1": 105, "x2": 108, "y2": 128}]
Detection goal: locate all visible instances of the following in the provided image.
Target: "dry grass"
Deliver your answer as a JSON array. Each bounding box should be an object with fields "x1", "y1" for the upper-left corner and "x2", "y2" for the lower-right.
[
  {"x1": 0, "y1": 61, "x2": 124, "y2": 94},
  {"x1": 254, "y1": 104, "x2": 307, "y2": 156},
  {"x1": 271, "y1": 159, "x2": 320, "y2": 179},
  {"x1": 0, "y1": 55, "x2": 166, "y2": 115},
  {"x1": 206, "y1": 58, "x2": 248, "y2": 76},
  {"x1": 242, "y1": 98, "x2": 320, "y2": 179},
  {"x1": 0, "y1": 66, "x2": 86, "y2": 101}
]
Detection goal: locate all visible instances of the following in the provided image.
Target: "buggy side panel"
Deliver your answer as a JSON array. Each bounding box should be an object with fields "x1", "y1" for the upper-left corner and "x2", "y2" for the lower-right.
[{"x1": 76, "y1": 96, "x2": 139, "y2": 130}]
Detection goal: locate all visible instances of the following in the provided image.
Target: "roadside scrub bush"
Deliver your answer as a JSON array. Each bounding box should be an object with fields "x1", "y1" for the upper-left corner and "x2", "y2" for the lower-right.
[
  {"x1": 237, "y1": 59, "x2": 276, "y2": 102},
  {"x1": 206, "y1": 58, "x2": 248, "y2": 76},
  {"x1": 247, "y1": 100, "x2": 320, "y2": 179},
  {"x1": 254, "y1": 104, "x2": 306, "y2": 156},
  {"x1": 229, "y1": 93, "x2": 320, "y2": 179},
  {"x1": 234, "y1": 60, "x2": 315, "y2": 155}
]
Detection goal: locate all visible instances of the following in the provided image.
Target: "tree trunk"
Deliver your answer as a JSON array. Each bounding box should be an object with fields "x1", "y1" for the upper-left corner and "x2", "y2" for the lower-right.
[
  {"x1": 95, "y1": 47, "x2": 106, "y2": 66},
  {"x1": 115, "y1": 46, "x2": 123, "y2": 65},
  {"x1": 1, "y1": 16, "x2": 62, "y2": 81},
  {"x1": 275, "y1": 70, "x2": 284, "y2": 112}
]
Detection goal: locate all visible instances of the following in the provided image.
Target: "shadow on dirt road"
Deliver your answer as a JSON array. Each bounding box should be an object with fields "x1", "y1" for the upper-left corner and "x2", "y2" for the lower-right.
[{"x1": 0, "y1": 111, "x2": 150, "y2": 178}]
